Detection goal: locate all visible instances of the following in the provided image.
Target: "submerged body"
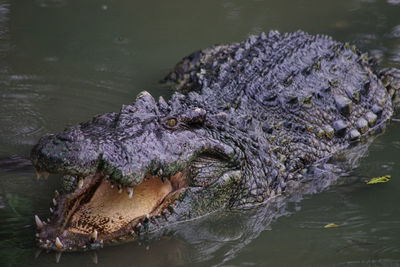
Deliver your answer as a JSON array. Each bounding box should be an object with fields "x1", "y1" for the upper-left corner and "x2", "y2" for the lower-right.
[{"x1": 31, "y1": 30, "x2": 400, "y2": 251}]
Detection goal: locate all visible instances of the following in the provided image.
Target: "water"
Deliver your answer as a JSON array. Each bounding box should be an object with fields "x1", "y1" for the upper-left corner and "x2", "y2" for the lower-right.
[{"x1": 0, "y1": 0, "x2": 399, "y2": 266}]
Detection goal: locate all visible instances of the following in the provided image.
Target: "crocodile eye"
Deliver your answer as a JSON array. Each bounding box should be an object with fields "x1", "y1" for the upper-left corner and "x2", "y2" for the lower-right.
[{"x1": 167, "y1": 118, "x2": 177, "y2": 127}]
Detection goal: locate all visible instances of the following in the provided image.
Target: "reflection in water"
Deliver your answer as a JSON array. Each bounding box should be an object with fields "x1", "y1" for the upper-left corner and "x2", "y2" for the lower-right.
[
  {"x1": 0, "y1": 173, "x2": 35, "y2": 267},
  {"x1": 31, "y1": 199, "x2": 290, "y2": 266},
  {"x1": 32, "y1": 141, "x2": 376, "y2": 266},
  {"x1": 35, "y1": 238, "x2": 187, "y2": 266}
]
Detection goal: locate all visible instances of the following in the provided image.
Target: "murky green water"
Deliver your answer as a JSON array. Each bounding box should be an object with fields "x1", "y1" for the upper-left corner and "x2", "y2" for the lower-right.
[{"x1": 0, "y1": 0, "x2": 399, "y2": 266}]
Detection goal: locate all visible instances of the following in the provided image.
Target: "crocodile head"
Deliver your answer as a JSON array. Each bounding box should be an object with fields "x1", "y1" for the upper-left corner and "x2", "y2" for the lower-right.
[{"x1": 31, "y1": 91, "x2": 242, "y2": 251}]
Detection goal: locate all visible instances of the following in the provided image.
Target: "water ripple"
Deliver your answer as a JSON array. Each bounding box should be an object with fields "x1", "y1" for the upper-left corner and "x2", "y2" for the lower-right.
[
  {"x1": 222, "y1": 1, "x2": 241, "y2": 20},
  {"x1": 34, "y1": 0, "x2": 66, "y2": 8},
  {"x1": 389, "y1": 25, "x2": 400, "y2": 38},
  {"x1": 0, "y1": 101, "x2": 46, "y2": 140},
  {"x1": 0, "y1": 75, "x2": 48, "y2": 146},
  {"x1": 333, "y1": 258, "x2": 400, "y2": 266},
  {"x1": 0, "y1": 195, "x2": 4, "y2": 209},
  {"x1": 390, "y1": 45, "x2": 400, "y2": 64}
]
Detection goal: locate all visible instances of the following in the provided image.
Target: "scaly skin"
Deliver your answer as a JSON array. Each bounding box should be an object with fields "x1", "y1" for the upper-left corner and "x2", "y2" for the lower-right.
[{"x1": 31, "y1": 30, "x2": 400, "y2": 251}]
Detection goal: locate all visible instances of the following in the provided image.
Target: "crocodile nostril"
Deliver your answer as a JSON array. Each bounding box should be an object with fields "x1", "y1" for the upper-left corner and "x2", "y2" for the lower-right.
[
  {"x1": 55, "y1": 129, "x2": 84, "y2": 142},
  {"x1": 56, "y1": 133, "x2": 75, "y2": 142}
]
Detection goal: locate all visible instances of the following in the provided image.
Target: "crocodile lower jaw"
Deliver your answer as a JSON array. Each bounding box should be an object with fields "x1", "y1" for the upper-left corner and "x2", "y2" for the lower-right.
[{"x1": 35, "y1": 171, "x2": 188, "y2": 251}]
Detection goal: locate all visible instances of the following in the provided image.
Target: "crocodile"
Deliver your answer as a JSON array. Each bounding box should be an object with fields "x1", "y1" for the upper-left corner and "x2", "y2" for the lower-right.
[{"x1": 31, "y1": 30, "x2": 400, "y2": 251}]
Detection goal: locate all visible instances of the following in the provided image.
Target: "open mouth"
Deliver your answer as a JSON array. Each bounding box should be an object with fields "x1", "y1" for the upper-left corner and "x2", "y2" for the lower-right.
[{"x1": 35, "y1": 170, "x2": 189, "y2": 251}]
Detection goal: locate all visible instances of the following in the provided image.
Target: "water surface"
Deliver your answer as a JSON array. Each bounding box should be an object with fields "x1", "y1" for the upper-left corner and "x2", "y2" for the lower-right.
[{"x1": 0, "y1": 0, "x2": 399, "y2": 266}]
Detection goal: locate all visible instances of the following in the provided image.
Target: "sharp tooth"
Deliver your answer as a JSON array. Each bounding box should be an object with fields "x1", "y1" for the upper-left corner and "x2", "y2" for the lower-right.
[
  {"x1": 91, "y1": 229, "x2": 98, "y2": 241},
  {"x1": 55, "y1": 251, "x2": 62, "y2": 263},
  {"x1": 52, "y1": 198, "x2": 57, "y2": 206},
  {"x1": 118, "y1": 185, "x2": 123, "y2": 194},
  {"x1": 35, "y1": 215, "x2": 44, "y2": 229},
  {"x1": 54, "y1": 190, "x2": 60, "y2": 198},
  {"x1": 55, "y1": 237, "x2": 63, "y2": 249},
  {"x1": 35, "y1": 170, "x2": 42, "y2": 179},
  {"x1": 146, "y1": 214, "x2": 150, "y2": 219},
  {"x1": 78, "y1": 178, "x2": 84, "y2": 189},
  {"x1": 127, "y1": 187, "x2": 134, "y2": 199},
  {"x1": 43, "y1": 172, "x2": 50, "y2": 179},
  {"x1": 50, "y1": 207, "x2": 54, "y2": 213},
  {"x1": 110, "y1": 183, "x2": 114, "y2": 189}
]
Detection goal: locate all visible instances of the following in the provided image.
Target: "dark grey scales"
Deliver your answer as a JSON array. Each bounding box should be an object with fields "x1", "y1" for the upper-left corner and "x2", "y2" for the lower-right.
[{"x1": 30, "y1": 30, "x2": 400, "y2": 251}]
